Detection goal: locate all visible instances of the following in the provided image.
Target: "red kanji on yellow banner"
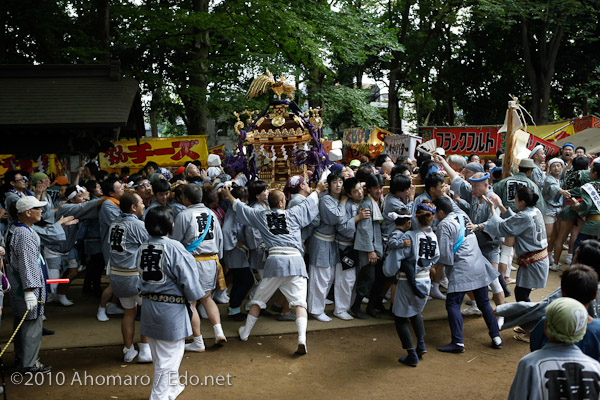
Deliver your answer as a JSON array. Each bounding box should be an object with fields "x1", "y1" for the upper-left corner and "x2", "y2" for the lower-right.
[{"x1": 99, "y1": 136, "x2": 209, "y2": 169}]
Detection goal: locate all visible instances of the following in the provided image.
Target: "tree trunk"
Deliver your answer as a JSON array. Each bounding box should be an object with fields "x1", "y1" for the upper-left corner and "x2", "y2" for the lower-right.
[
  {"x1": 307, "y1": 67, "x2": 324, "y2": 109},
  {"x1": 521, "y1": 19, "x2": 564, "y2": 125},
  {"x1": 95, "y1": 0, "x2": 110, "y2": 63},
  {"x1": 444, "y1": 25, "x2": 454, "y2": 125},
  {"x1": 183, "y1": 0, "x2": 209, "y2": 135},
  {"x1": 149, "y1": 86, "x2": 161, "y2": 138},
  {"x1": 386, "y1": 0, "x2": 411, "y2": 133},
  {"x1": 387, "y1": 57, "x2": 401, "y2": 132}
]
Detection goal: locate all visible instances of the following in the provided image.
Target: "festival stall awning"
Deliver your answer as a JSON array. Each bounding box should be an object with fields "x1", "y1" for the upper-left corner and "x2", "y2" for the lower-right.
[
  {"x1": 99, "y1": 135, "x2": 208, "y2": 171},
  {"x1": 554, "y1": 128, "x2": 600, "y2": 155},
  {"x1": 527, "y1": 121, "x2": 575, "y2": 142},
  {"x1": 419, "y1": 125, "x2": 560, "y2": 158},
  {"x1": 342, "y1": 127, "x2": 391, "y2": 159}
]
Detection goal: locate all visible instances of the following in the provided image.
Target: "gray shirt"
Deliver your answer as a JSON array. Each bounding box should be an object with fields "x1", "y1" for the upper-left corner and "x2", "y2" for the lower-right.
[
  {"x1": 542, "y1": 174, "x2": 563, "y2": 214},
  {"x1": 382, "y1": 194, "x2": 412, "y2": 238},
  {"x1": 483, "y1": 207, "x2": 549, "y2": 289},
  {"x1": 172, "y1": 203, "x2": 223, "y2": 258},
  {"x1": 221, "y1": 208, "x2": 249, "y2": 270},
  {"x1": 308, "y1": 192, "x2": 346, "y2": 268},
  {"x1": 49, "y1": 199, "x2": 99, "y2": 253},
  {"x1": 355, "y1": 195, "x2": 384, "y2": 265},
  {"x1": 137, "y1": 236, "x2": 205, "y2": 341},
  {"x1": 232, "y1": 191, "x2": 319, "y2": 278},
  {"x1": 530, "y1": 163, "x2": 545, "y2": 188},
  {"x1": 108, "y1": 214, "x2": 148, "y2": 269},
  {"x1": 493, "y1": 172, "x2": 547, "y2": 214},
  {"x1": 508, "y1": 343, "x2": 600, "y2": 400},
  {"x1": 436, "y1": 212, "x2": 498, "y2": 293},
  {"x1": 99, "y1": 199, "x2": 122, "y2": 263}
]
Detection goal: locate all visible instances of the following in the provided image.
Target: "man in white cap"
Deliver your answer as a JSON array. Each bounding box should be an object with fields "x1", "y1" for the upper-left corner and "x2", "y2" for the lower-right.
[
  {"x1": 508, "y1": 297, "x2": 600, "y2": 399},
  {"x1": 6, "y1": 196, "x2": 52, "y2": 373},
  {"x1": 529, "y1": 144, "x2": 546, "y2": 187}
]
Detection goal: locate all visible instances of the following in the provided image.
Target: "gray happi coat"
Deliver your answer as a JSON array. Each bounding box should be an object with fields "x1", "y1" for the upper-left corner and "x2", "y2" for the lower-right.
[
  {"x1": 381, "y1": 194, "x2": 413, "y2": 239},
  {"x1": 355, "y1": 195, "x2": 383, "y2": 267},
  {"x1": 99, "y1": 200, "x2": 122, "y2": 263},
  {"x1": 172, "y1": 203, "x2": 223, "y2": 292},
  {"x1": 483, "y1": 207, "x2": 549, "y2": 289},
  {"x1": 530, "y1": 163, "x2": 545, "y2": 188},
  {"x1": 383, "y1": 227, "x2": 439, "y2": 318},
  {"x1": 137, "y1": 236, "x2": 204, "y2": 341},
  {"x1": 436, "y1": 212, "x2": 498, "y2": 293},
  {"x1": 287, "y1": 193, "x2": 318, "y2": 245},
  {"x1": 308, "y1": 192, "x2": 346, "y2": 268},
  {"x1": 541, "y1": 174, "x2": 563, "y2": 217},
  {"x1": 49, "y1": 199, "x2": 100, "y2": 254},
  {"x1": 108, "y1": 213, "x2": 149, "y2": 298},
  {"x1": 244, "y1": 202, "x2": 268, "y2": 271},
  {"x1": 458, "y1": 190, "x2": 503, "y2": 263},
  {"x1": 232, "y1": 192, "x2": 319, "y2": 278},
  {"x1": 493, "y1": 172, "x2": 546, "y2": 214},
  {"x1": 222, "y1": 208, "x2": 249, "y2": 270},
  {"x1": 450, "y1": 176, "x2": 473, "y2": 204}
]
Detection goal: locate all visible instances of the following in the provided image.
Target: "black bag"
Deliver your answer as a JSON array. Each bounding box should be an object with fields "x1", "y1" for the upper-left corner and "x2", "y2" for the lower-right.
[{"x1": 340, "y1": 246, "x2": 359, "y2": 270}]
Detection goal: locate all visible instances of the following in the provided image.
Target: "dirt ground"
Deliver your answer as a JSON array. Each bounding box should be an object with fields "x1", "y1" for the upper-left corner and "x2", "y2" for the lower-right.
[
  {"x1": 3, "y1": 316, "x2": 531, "y2": 400},
  {"x1": 2, "y1": 261, "x2": 564, "y2": 400}
]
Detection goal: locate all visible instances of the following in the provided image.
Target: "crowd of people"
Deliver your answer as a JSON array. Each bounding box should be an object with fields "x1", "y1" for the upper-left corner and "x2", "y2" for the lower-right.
[{"x1": 1, "y1": 142, "x2": 600, "y2": 399}]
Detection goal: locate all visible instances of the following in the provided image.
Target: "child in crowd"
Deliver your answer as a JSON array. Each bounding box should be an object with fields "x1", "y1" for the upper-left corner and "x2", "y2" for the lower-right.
[{"x1": 384, "y1": 202, "x2": 440, "y2": 367}]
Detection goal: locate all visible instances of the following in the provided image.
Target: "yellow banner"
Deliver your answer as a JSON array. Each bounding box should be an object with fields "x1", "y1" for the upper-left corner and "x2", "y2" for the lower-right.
[
  {"x1": 0, "y1": 154, "x2": 65, "y2": 178},
  {"x1": 528, "y1": 122, "x2": 575, "y2": 142},
  {"x1": 342, "y1": 127, "x2": 389, "y2": 146},
  {"x1": 99, "y1": 135, "x2": 209, "y2": 169},
  {"x1": 208, "y1": 144, "x2": 225, "y2": 158}
]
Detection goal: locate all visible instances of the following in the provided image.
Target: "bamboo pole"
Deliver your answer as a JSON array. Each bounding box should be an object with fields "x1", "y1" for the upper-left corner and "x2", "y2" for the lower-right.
[{"x1": 501, "y1": 98, "x2": 519, "y2": 179}]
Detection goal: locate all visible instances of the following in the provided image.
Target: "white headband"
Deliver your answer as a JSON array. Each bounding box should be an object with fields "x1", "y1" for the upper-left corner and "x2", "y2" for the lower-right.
[
  {"x1": 388, "y1": 212, "x2": 411, "y2": 221},
  {"x1": 289, "y1": 175, "x2": 303, "y2": 187},
  {"x1": 67, "y1": 185, "x2": 85, "y2": 200},
  {"x1": 547, "y1": 158, "x2": 565, "y2": 168},
  {"x1": 529, "y1": 145, "x2": 544, "y2": 158}
]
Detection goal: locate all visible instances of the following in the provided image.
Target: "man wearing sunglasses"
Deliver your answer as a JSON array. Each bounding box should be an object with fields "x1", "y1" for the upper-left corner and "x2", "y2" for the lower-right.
[{"x1": 4, "y1": 171, "x2": 33, "y2": 223}]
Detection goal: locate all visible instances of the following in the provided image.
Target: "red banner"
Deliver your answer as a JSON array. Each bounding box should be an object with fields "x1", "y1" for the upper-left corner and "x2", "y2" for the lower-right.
[{"x1": 419, "y1": 126, "x2": 560, "y2": 158}]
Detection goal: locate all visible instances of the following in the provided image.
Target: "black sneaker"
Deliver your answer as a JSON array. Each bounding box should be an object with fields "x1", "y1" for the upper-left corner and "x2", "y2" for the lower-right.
[
  {"x1": 350, "y1": 306, "x2": 369, "y2": 320},
  {"x1": 259, "y1": 309, "x2": 273, "y2": 317},
  {"x1": 228, "y1": 313, "x2": 246, "y2": 322},
  {"x1": 20, "y1": 361, "x2": 52, "y2": 374},
  {"x1": 270, "y1": 304, "x2": 283, "y2": 313},
  {"x1": 42, "y1": 327, "x2": 55, "y2": 336}
]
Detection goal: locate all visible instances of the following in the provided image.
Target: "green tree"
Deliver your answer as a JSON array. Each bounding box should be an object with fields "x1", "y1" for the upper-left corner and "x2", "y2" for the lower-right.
[{"x1": 480, "y1": 0, "x2": 597, "y2": 124}]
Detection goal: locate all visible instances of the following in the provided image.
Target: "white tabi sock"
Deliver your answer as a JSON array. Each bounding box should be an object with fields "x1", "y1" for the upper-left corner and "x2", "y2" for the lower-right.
[
  {"x1": 296, "y1": 317, "x2": 308, "y2": 344},
  {"x1": 433, "y1": 282, "x2": 441, "y2": 291},
  {"x1": 194, "y1": 335, "x2": 205, "y2": 345},
  {"x1": 242, "y1": 314, "x2": 258, "y2": 338},
  {"x1": 213, "y1": 324, "x2": 225, "y2": 339}
]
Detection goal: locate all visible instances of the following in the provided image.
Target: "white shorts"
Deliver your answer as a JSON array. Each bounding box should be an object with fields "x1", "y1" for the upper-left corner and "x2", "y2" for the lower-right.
[
  {"x1": 248, "y1": 276, "x2": 307, "y2": 310},
  {"x1": 543, "y1": 214, "x2": 557, "y2": 224},
  {"x1": 119, "y1": 295, "x2": 142, "y2": 309}
]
